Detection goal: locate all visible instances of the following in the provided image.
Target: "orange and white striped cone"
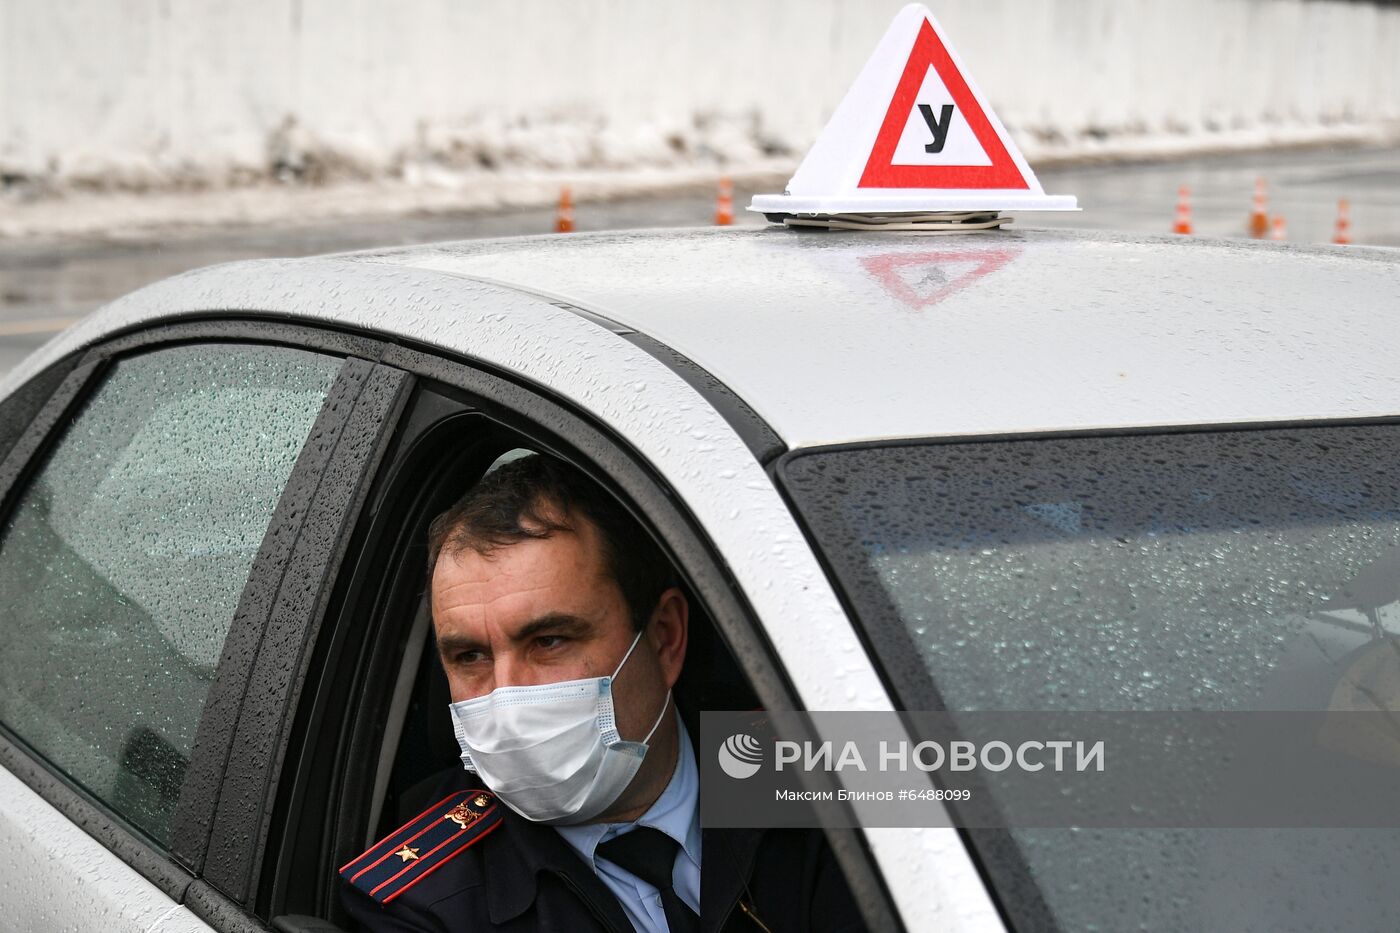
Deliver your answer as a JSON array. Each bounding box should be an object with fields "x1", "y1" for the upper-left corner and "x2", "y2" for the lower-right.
[
  {"x1": 1172, "y1": 185, "x2": 1193, "y2": 235},
  {"x1": 1333, "y1": 199, "x2": 1352, "y2": 245},
  {"x1": 1270, "y1": 215, "x2": 1287, "y2": 242},
  {"x1": 554, "y1": 187, "x2": 575, "y2": 234},
  {"x1": 714, "y1": 176, "x2": 734, "y2": 226},
  {"x1": 1248, "y1": 177, "x2": 1270, "y2": 239}
]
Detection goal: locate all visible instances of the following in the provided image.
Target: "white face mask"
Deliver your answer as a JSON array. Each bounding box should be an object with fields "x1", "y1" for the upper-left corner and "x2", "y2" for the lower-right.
[{"x1": 447, "y1": 630, "x2": 670, "y2": 825}]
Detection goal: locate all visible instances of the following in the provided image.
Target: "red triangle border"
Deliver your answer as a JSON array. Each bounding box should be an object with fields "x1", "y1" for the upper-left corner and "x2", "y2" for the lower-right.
[{"x1": 859, "y1": 20, "x2": 1030, "y2": 191}]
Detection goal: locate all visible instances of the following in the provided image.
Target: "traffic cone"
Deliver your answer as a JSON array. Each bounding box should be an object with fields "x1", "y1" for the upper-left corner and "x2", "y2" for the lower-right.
[
  {"x1": 1270, "y1": 215, "x2": 1287, "y2": 242},
  {"x1": 714, "y1": 176, "x2": 734, "y2": 226},
  {"x1": 1172, "y1": 185, "x2": 1193, "y2": 235},
  {"x1": 1248, "y1": 177, "x2": 1270, "y2": 239},
  {"x1": 1333, "y1": 199, "x2": 1352, "y2": 245},
  {"x1": 554, "y1": 187, "x2": 575, "y2": 234}
]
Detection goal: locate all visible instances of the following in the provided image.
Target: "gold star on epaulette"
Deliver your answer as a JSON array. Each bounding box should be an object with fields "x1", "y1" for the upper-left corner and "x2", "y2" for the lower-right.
[
  {"x1": 473, "y1": 795, "x2": 490, "y2": 808},
  {"x1": 394, "y1": 845, "x2": 420, "y2": 862}
]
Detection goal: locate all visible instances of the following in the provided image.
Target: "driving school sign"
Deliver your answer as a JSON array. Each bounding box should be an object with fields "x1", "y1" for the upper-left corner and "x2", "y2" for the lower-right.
[{"x1": 751, "y1": 3, "x2": 1077, "y2": 216}]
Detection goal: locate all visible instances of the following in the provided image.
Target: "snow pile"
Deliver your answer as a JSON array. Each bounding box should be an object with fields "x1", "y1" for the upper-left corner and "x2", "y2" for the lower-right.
[{"x1": 1, "y1": 0, "x2": 1396, "y2": 216}]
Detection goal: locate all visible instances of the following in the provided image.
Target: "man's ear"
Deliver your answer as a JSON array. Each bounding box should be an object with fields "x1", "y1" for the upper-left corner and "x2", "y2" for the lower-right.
[{"x1": 648, "y1": 586, "x2": 689, "y2": 689}]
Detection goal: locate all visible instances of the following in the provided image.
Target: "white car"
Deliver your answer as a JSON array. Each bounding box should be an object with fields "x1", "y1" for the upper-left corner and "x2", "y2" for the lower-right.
[{"x1": 0, "y1": 224, "x2": 1397, "y2": 932}]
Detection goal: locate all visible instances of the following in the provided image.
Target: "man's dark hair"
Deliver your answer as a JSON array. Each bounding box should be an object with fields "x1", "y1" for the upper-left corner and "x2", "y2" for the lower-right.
[{"x1": 427, "y1": 454, "x2": 678, "y2": 631}]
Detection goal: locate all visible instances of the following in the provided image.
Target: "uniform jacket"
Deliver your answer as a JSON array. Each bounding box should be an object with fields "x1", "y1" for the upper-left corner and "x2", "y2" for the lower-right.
[{"x1": 340, "y1": 770, "x2": 866, "y2": 933}]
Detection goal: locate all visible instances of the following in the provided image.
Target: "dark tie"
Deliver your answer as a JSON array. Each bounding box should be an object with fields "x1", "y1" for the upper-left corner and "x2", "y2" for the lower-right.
[{"x1": 596, "y1": 826, "x2": 699, "y2": 933}]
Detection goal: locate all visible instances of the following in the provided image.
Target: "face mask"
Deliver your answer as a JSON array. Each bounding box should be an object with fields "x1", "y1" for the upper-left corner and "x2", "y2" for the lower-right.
[{"x1": 447, "y1": 630, "x2": 670, "y2": 825}]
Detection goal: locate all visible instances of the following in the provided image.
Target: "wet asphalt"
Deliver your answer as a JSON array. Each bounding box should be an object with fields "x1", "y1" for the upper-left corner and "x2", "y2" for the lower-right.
[{"x1": 0, "y1": 143, "x2": 1396, "y2": 379}]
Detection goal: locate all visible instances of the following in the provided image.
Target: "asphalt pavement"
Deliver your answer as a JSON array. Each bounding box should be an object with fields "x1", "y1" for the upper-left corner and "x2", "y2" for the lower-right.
[{"x1": 0, "y1": 143, "x2": 1396, "y2": 379}]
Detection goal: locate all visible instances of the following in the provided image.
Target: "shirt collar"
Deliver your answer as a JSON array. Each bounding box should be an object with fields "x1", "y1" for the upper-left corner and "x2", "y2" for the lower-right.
[
  {"x1": 556, "y1": 709, "x2": 700, "y2": 869},
  {"x1": 633, "y1": 710, "x2": 700, "y2": 867}
]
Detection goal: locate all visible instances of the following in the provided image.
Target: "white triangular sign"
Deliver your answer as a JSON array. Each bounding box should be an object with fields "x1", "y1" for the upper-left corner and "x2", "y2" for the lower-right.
[{"x1": 751, "y1": 4, "x2": 1077, "y2": 216}]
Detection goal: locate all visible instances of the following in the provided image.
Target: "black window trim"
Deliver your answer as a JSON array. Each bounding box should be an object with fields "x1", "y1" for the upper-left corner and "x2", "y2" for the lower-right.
[
  {"x1": 196, "y1": 358, "x2": 413, "y2": 908},
  {"x1": 263, "y1": 394, "x2": 551, "y2": 920}
]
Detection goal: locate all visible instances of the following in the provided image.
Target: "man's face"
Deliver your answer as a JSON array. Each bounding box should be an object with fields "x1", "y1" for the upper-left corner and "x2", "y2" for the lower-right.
[{"x1": 431, "y1": 508, "x2": 685, "y2": 748}]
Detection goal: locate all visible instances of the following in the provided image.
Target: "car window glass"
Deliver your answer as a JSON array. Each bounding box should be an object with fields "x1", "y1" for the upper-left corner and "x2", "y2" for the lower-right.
[
  {"x1": 782, "y1": 427, "x2": 1400, "y2": 932},
  {"x1": 0, "y1": 344, "x2": 341, "y2": 845},
  {"x1": 785, "y1": 429, "x2": 1400, "y2": 714}
]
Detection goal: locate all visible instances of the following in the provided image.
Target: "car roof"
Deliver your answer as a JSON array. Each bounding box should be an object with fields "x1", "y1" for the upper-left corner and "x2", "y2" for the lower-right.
[
  {"x1": 338, "y1": 226, "x2": 1400, "y2": 448},
  {"x1": 7, "y1": 226, "x2": 1399, "y2": 451}
]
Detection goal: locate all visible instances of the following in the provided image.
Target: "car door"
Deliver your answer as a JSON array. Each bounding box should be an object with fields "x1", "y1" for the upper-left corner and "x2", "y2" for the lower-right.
[{"x1": 0, "y1": 324, "x2": 408, "y2": 933}]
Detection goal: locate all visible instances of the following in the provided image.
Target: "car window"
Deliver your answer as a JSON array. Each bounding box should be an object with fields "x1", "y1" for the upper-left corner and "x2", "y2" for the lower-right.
[
  {"x1": 266, "y1": 381, "x2": 779, "y2": 926},
  {"x1": 0, "y1": 344, "x2": 341, "y2": 845},
  {"x1": 781, "y1": 426, "x2": 1400, "y2": 932}
]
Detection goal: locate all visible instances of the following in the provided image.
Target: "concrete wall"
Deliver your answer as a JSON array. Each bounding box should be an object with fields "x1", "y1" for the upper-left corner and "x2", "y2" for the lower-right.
[{"x1": 2, "y1": 0, "x2": 1398, "y2": 189}]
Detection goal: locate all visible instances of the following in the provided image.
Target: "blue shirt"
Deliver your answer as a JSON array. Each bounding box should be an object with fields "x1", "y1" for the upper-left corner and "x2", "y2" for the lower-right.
[{"x1": 556, "y1": 712, "x2": 701, "y2": 933}]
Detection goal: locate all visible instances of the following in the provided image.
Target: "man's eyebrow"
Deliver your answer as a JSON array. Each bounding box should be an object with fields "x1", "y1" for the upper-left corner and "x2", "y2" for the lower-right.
[
  {"x1": 436, "y1": 632, "x2": 486, "y2": 656},
  {"x1": 512, "y1": 613, "x2": 594, "y2": 643},
  {"x1": 436, "y1": 614, "x2": 594, "y2": 656}
]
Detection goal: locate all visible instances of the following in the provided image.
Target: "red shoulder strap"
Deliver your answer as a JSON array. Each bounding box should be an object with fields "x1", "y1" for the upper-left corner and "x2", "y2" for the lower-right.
[{"x1": 339, "y1": 790, "x2": 504, "y2": 905}]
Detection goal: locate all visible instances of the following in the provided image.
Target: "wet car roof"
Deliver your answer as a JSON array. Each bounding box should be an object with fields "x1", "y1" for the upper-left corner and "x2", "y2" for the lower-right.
[
  {"x1": 340, "y1": 226, "x2": 1400, "y2": 448},
  {"x1": 5, "y1": 226, "x2": 1397, "y2": 451}
]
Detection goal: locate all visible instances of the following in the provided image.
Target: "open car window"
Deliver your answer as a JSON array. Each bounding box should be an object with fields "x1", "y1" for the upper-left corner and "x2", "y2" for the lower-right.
[{"x1": 267, "y1": 383, "x2": 768, "y2": 927}]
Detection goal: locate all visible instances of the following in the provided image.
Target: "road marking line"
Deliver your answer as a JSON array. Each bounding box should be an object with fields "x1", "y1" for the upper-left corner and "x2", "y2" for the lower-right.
[{"x1": 0, "y1": 316, "x2": 84, "y2": 336}]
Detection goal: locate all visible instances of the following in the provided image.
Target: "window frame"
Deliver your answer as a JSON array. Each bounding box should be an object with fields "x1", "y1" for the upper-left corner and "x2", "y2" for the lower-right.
[
  {"x1": 261, "y1": 392, "x2": 540, "y2": 922},
  {"x1": 258, "y1": 339, "x2": 903, "y2": 931},
  {"x1": 0, "y1": 320, "x2": 406, "y2": 928}
]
